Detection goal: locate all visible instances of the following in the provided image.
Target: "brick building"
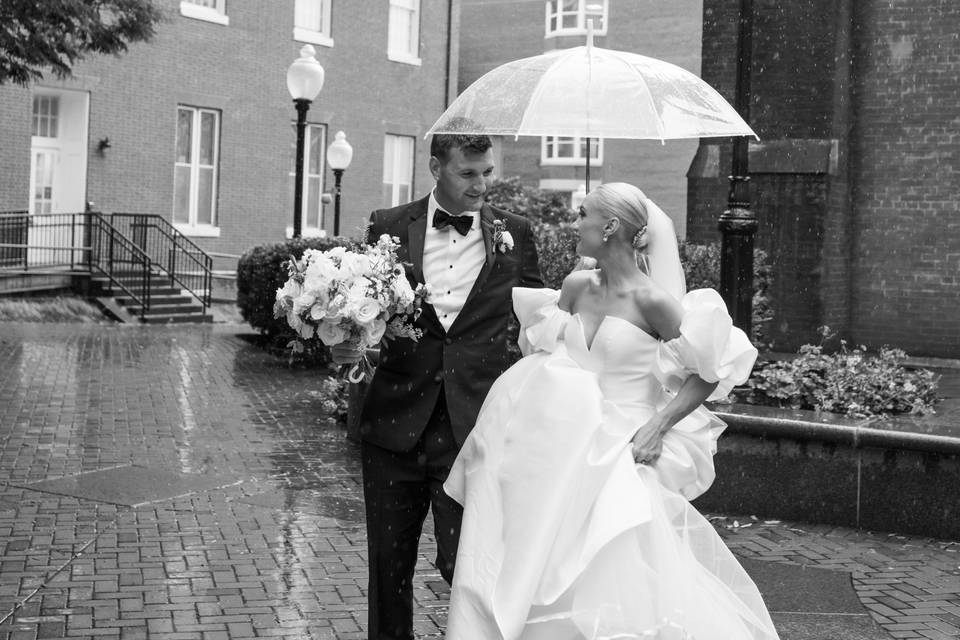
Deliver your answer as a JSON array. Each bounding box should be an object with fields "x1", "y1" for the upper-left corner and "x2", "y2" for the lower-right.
[
  {"x1": 459, "y1": 0, "x2": 703, "y2": 234},
  {"x1": 687, "y1": 0, "x2": 960, "y2": 358},
  {"x1": 0, "y1": 0, "x2": 460, "y2": 256}
]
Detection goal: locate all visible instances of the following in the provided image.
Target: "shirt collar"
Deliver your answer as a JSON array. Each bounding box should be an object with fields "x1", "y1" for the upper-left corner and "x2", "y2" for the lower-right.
[{"x1": 428, "y1": 190, "x2": 480, "y2": 228}]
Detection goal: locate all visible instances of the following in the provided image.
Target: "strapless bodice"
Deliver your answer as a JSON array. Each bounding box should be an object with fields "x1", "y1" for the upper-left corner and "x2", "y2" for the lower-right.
[{"x1": 564, "y1": 313, "x2": 663, "y2": 409}]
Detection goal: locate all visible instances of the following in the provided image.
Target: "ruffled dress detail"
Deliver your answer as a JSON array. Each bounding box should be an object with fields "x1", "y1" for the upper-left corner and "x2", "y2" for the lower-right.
[{"x1": 443, "y1": 287, "x2": 779, "y2": 640}]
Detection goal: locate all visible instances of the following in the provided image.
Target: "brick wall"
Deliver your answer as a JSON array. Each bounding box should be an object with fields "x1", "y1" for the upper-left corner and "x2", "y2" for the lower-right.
[
  {"x1": 0, "y1": 87, "x2": 30, "y2": 211},
  {"x1": 691, "y1": 0, "x2": 960, "y2": 357},
  {"x1": 0, "y1": 0, "x2": 458, "y2": 257},
  {"x1": 846, "y1": 0, "x2": 960, "y2": 356}
]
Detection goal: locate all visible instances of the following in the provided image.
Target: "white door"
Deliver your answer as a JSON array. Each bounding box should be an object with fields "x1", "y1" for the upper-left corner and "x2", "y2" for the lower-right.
[{"x1": 28, "y1": 90, "x2": 89, "y2": 267}]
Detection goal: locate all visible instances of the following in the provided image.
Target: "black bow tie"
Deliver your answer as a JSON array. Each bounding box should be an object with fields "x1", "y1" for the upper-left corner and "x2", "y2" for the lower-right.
[{"x1": 433, "y1": 209, "x2": 473, "y2": 236}]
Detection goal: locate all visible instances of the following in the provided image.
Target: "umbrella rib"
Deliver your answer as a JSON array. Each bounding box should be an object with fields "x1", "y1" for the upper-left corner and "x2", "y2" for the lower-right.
[
  {"x1": 613, "y1": 53, "x2": 667, "y2": 141},
  {"x1": 515, "y1": 47, "x2": 581, "y2": 137}
]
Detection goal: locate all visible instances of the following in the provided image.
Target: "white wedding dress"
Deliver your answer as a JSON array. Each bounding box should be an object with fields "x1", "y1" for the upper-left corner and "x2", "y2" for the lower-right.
[{"x1": 443, "y1": 286, "x2": 780, "y2": 640}]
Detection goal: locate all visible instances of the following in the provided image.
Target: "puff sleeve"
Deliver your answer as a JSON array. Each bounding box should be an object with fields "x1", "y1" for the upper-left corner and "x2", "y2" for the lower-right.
[
  {"x1": 655, "y1": 289, "x2": 758, "y2": 401},
  {"x1": 513, "y1": 287, "x2": 569, "y2": 356}
]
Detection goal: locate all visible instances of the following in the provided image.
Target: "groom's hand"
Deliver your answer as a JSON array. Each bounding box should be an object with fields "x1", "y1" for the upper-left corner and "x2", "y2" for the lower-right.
[{"x1": 331, "y1": 342, "x2": 364, "y2": 364}]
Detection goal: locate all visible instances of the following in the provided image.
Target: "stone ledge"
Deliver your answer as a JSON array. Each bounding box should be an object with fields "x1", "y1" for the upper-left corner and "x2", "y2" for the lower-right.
[
  {"x1": 698, "y1": 403, "x2": 960, "y2": 540},
  {"x1": 714, "y1": 403, "x2": 960, "y2": 455}
]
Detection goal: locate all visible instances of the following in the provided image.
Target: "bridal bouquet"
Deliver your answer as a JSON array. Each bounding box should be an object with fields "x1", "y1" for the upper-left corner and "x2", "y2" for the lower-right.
[{"x1": 274, "y1": 234, "x2": 431, "y2": 382}]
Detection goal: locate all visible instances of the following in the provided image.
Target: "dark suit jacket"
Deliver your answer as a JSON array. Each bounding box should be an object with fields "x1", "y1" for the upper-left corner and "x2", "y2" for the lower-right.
[{"x1": 358, "y1": 195, "x2": 544, "y2": 451}]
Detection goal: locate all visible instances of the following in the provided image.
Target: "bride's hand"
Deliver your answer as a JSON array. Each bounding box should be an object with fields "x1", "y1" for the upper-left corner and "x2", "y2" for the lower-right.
[{"x1": 631, "y1": 417, "x2": 668, "y2": 466}]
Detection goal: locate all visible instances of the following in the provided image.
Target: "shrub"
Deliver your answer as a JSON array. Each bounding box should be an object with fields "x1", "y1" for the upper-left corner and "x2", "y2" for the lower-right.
[
  {"x1": 735, "y1": 328, "x2": 940, "y2": 418},
  {"x1": 678, "y1": 241, "x2": 774, "y2": 345},
  {"x1": 485, "y1": 176, "x2": 573, "y2": 226},
  {"x1": 236, "y1": 235, "x2": 358, "y2": 364}
]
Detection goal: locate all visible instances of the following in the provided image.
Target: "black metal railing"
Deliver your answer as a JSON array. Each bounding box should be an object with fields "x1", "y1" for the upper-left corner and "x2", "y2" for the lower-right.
[
  {"x1": 109, "y1": 213, "x2": 213, "y2": 311},
  {"x1": 88, "y1": 214, "x2": 153, "y2": 318},
  {"x1": 0, "y1": 211, "x2": 90, "y2": 270}
]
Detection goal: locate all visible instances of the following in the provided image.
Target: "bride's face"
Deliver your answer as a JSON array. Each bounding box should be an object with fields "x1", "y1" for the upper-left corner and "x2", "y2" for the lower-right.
[{"x1": 574, "y1": 196, "x2": 608, "y2": 258}]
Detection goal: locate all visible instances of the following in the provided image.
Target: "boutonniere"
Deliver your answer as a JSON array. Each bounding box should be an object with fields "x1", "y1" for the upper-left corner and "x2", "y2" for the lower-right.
[{"x1": 493, "y1": 219, "x2": 515, "y2": 253}]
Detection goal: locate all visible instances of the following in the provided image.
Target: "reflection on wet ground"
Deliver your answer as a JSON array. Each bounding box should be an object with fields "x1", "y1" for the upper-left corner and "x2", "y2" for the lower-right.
[{"x1": 0, "y1": 322, "x2": 446, "y2": 639}]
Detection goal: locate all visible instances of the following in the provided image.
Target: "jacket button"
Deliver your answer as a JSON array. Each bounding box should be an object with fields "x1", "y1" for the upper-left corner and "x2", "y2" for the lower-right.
[
  {"x1": 445, "y1": 337, "x2": 452, "y2": 345},
  {"x1": 433, "y1": 373, "x2": 443, "y2": 383}
]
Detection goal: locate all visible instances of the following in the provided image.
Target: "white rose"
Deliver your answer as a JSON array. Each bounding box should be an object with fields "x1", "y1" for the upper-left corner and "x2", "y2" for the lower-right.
[
  {"x1": 305, "y1": 255, "x2": 338, "y2": 286},
  {"x1": 391, "y1": 277, "x2": 415, "y2": 308},
  {"x1": 353, "y1": 298, "x2": 382, "y2": 325},
  {"x1": 363, "y1": 318, "x2": 387, "y2": 345},
  {"x1": 309, "y1": 302, "x2": 326, "y2": 321},
  {"x1": 339, "y1": 252, "x2": 372, "y2": 281},
  {"x1": 276, "y1": 279, "x2": 302, "y2": 303},
  {"x1": 292, "y1": 291, "x2": 316, "y2": 315},
  {"x1": 317, "y1": 320, "x2": 347, "y2": 346}
]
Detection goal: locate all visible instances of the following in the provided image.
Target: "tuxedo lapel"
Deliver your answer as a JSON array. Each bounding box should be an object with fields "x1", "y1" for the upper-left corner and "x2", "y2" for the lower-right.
[{"x1": 406, "y1": 198, "x2": 428, "y2": 284}]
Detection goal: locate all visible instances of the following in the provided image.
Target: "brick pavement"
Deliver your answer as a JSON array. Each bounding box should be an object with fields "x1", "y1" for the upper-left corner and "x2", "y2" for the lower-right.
[{"x1": 0, "y1": 322, "x2": 958, "y2": 639}]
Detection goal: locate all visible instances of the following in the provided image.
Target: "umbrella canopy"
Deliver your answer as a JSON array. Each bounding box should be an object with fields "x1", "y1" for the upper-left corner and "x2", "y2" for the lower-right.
[{"x1": 427, "y1": 44, "x2": 756, "y2": 141}]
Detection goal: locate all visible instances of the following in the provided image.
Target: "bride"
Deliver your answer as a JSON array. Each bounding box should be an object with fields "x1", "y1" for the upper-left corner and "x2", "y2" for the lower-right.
[{"x1": 443, "y1": 183, "x2": 780, "y2": 640}]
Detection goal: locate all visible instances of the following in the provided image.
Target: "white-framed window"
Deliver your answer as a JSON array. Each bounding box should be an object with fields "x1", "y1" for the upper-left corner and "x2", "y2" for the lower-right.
[
  {"x1": 173, "y1": 106, "x2": 221, "y2": 236},
  {"x1": 541, "y1": 136, "x2": 603, "y2": 166},
  {"x1": 294, "y1": 0, "x2": 333, "y2": 47},
  {"x1": 387, "y1": 0, "x2": 421, "y2": 65},
  {"x1": 383, "y1": 134, "x2": 415, "y2": 207},
  {"x1": 32, "y1": 95, "x2": 59, "y2": 138},
  {"x1": 545, "y1": 0, "x2": 607, "y2": 37},
  {"x1": 288, "y1": 123, "x2": 328, "y2": 237},
  {"x1": 180, "y1": 0, "x2": 229, "y2": 26}
]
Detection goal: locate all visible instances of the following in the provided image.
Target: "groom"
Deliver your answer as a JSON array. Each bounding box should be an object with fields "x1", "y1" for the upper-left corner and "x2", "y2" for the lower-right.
[{"x1": 335, "y1": 130, "x2": 542, "y2": 640}]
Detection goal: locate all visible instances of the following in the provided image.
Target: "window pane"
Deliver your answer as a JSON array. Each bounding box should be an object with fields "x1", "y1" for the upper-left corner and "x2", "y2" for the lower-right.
[
  {"x1": 199, "y1": 112, "x2": 216, "y2": 165},
  {"x1": 176, "y1": 109, "x2": 193, "y2": 164},
  {"x1": 307, "y1": 125, "x2": 323, "y2": 174},
  {"x1": 388, "y1": 6, "x2": 409, "y2": 54},
  {"x1": 383, "y1": 136, "x2": 395, "y2": 181},
  {"x1": 197, "y1": 167, "x2": 214, "y2": 226},
  {"x1": 306, "y1": 176, "x2": 321, "y2": 229},
  {"x1": 295, "y1": 0, "x2": 323, "y2": 30},
  {"x1": 173, "y1": 166, "x2": 191, "y2": 224},
  {"x1": 556, "y1": 138, "x2": 575, "y2": 157}
]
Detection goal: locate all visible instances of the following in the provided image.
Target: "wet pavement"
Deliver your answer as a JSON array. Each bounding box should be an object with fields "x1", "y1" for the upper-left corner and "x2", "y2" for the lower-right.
[{"x1": 1, "y1": 321, "x2": 959, "y2": 639}]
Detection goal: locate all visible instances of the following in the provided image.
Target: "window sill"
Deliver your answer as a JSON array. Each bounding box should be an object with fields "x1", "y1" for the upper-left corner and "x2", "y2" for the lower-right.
[
  {"x1": 293, "y1": 28, "x2": 333, "y2": 48},
  {"x1": 387, "y1": 52, "x2": 422, "y2": 67},
  {"x1": 540, "y1": 158, "x2": 604, "y2": 167},
  {"x1": 174, "y1": 223, "x2": 221, "y2": 238},
  {"x1": 179, "y1": 2, "x2": 230, "y2": 25},
  {"x1": 285, "y1": 227, "x2": 328, "y2": 239},
  {"x1": 545, "y1": 28, "x2": 607, "y2": 39}
]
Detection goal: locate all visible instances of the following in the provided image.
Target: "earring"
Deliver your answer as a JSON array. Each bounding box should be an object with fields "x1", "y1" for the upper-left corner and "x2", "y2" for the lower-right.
[{"x1": 602, "y1": 233, "x2": 609, "y2": 243}]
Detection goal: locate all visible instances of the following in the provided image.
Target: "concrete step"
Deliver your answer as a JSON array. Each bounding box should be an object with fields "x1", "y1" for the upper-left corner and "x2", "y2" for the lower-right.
[
  {"x1": 140, "y1": 303, "x2": 205, "y2": 316},
  {"x1": 140, "y1": 312, "x2": 212, "y2": 324}
]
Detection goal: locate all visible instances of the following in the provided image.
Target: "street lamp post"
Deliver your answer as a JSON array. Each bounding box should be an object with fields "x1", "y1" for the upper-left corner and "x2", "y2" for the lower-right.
[
  {"x1": 286, "y1": 45, "x2": 325, "y2": 238},
  {"x1": 718, "y1": 0, "x2": 757, "y2": 335},
  {"x1": 326, "y1": 131, "x2": 353, "y2": 237}
]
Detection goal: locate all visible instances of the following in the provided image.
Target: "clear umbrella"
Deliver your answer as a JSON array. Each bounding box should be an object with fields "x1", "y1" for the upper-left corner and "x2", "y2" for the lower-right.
[{"x1": 427, "y1": 27, "x2": 756, "y2": 186}]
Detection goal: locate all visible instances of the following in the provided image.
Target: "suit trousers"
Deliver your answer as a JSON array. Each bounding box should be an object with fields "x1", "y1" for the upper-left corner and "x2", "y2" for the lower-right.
[{"x1": 361, "y1": 391, "x2": 463, "y2": 640}]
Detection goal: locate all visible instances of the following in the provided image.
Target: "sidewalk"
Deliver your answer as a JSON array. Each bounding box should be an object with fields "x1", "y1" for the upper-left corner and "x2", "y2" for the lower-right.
[{"x1": 1, "y1": 322, "x2": 958, "y2": 639}]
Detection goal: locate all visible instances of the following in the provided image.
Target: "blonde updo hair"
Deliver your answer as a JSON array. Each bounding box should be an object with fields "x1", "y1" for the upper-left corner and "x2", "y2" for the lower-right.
[{"x1": 589, "y1": 183, "x2": 650, "y2": 267}]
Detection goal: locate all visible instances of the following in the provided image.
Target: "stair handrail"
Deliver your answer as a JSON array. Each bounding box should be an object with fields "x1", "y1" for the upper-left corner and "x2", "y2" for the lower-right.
[
  {"x1": 88, "y1": 213, "x2": 153, "y2": 319},
  {"x1": 109, "y1": 213, "x2": 213, "y2": 311}
]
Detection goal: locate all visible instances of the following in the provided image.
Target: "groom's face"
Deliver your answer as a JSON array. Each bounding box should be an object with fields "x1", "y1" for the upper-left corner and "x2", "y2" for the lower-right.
[{"x1": 430, "y1": 147, "x2": 496, "y2": 213}]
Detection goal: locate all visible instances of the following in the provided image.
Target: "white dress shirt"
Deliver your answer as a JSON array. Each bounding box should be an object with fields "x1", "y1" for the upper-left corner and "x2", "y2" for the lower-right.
[{"x1": 423, "y1": 191, "x2": 486, "y2": 332}]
